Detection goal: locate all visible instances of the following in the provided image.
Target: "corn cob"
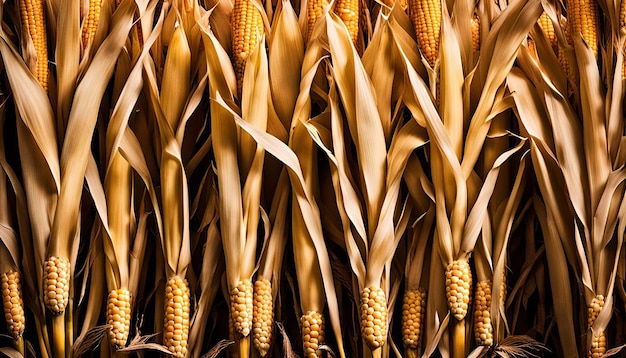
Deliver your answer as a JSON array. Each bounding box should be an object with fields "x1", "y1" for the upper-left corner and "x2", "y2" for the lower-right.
[
  {"x1": 587, "y1": 295, "x2": 605, "y2": 357},
  {"x1": 19, "y1": 0, "x2": 48, "y2": 91},
  {"x1": 360, "y1": 286, "x2": 388, "y2": 349},
  {"x1": 408, "y1": 0, "x2": 441, "y2": 67},
  {"x1": 231, "y1": 0, "x2": 264, "y2": 96},
  {"x1": 589, "y1": 333, "x2": 607, "y2": 358},
  {"x1": 566, "y1": 0, "x2": 598, "y2": 59},
  {"x1": 538, "y1": 13, "x2": 557, "y2": 51},
  {"x1": 231, "y1": 279, "x2": 254, "y2": 337},
  {"x1": 401, "y1": 288, "x2": 426, "y2": 349},
  {"x1": 253, "y1": 279, "x2": 273, "y2": 356},
  {"x1": 2, "y1": 271, "x2": 25, "y2": 339},
  {"x1": 81, "y1": 0, "x2": 102, "y2": 48},
  {"x1": 473, "y1": 280, "x2": 493, "y2": 346},
  {"x1": 301, "y1": 311, "x2": 325, "y2": 358},
  {"x1": 43, "y1": 256, "x2": 70, "y2": 315},
  {"x1": 333, "y1": 0, "x2": 359, "y2": 45},
  {"x1": 471, "y1": 14, "x2": 480, "y2": 52},
  {"x1": 164, "y1": 277, "x2": 190, "y2": 358},
  {"x1": 307, "y1": 0, "x2": 331, "y2": 42},
  {"x1": 107, "y1": 289, "x2": 132, "y2": 349},
  {"x1": 445, "y1": 260, "x2": 472, "y2": 321}
]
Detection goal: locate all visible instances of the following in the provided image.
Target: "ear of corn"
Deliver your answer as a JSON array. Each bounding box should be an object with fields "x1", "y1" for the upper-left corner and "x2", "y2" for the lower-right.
[
  {"x1": 567, "y1": 0, "x2": 599, "y2": 58},
  {"x1": 471, "y1": 14, "x2": 480, "y2": 52},
  {"x1": 301, "y1": 310, "x2": 325, "y2": 358},
  {"x1": 164, "y1": 277, "x2": 191, "y2": 358},
  {"x1": 401, "y1": 288, "x2": 426, "y2": 350},
  {"x1": 231, "y1": 0, "x2": 264, "y2": 96},
  {"x1": 408, "y1": 0, "x2": 441, "y2": 67},
  {"x1": 2, "y1": 271, "x2": 25, "y2": 340},
  {"x1": 107, "y1": 289, "x2": 132, "y2": 349},
  {"x1": 43, "y1": 256, "x2": 70, "y2": 315},
  {"x1": 231, "y1": 279, "x2": 254, "y2": 337},
  {"x1": 81, "y1": 0, "x2": 103, "y2": 48},
  {"x1": 538, "y1": 13, "x2": 556, "y2": 51},
  {"x1": 19, "y1": 0, "x2": 48, "y2": 91},
  {"x1": 333, "y1": 0, "x2": 359, "y2": 45},
  {"x1": 473, "y1": 280, "x2": 493, "y2": 346},
  {"x1": 445, "y1": 260, "x2": 472, "y2": 321},
  {"x1": 360, "y1": 286, "x2": 387, "y2": 349},
  {"x1": 253, "y1": 278, "x2": 273, "y2": 356},
  {"x1": 587, "y1": 295, "x2": 606, "y2": 357},
  {"x1": 307, "y1": 0, "x2": 331, "y2": 42}
]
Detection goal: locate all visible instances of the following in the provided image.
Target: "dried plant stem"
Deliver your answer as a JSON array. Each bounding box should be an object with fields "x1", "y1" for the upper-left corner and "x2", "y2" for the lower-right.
[
  {"x1": 15, "y1": 337, "x2": 24, "y2": 356},
  {"x1": 52, "y1": 314, "x2": 65, "y2": 358},
  {"x1": 452, "y1": 319, "x2": 465, "y2": 358},
  {"x1": 66, "y1": 298, "x2": 73, "y2": 358},
  {"x1": 406, "y1": 348, "x2": 418, "y2": 358},
  {"x1": 371, "y1": 347, "x2": 382, "y2": 358},
  {"x1": 239, "y1": 335, "x2": 250, "y2": 357}
]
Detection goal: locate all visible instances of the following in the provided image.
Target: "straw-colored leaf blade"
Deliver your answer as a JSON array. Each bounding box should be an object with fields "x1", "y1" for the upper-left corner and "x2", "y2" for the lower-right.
[
  {"x1": 0, "y1": 36, "x2": 59, "y2": 191},
  {"x1": 326, "y1": 12, "x2": 387, "y2": 235},
  {"x1": 573, "y1": 34, "x2": 611, "y2": 211},
  {"x1": 161, "y1": 25, "x2": 192, "y2": 131},
  {"x1": 56, "y1": 0, "x2": 81, "y2": 123},
  {"x1": 269, "y1": 0, "x2": 304, "y2": 128},
  {"x1": 533, "y1": 197, "x2": 579, "y2": 358}
]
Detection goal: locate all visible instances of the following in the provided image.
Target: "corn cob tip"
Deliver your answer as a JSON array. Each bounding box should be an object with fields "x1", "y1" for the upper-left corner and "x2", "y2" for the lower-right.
[
  {"x1": 588, "y1": 332, "x2": 606, "y2": 358},
  {"x1": 164, "y1": 277, "x2": 190, "y2": 358},
  {"x1": 43, "y1": 256, "x2": 70, "y2": 315},
  {"x1": 474, "y1": 280, "x2": 493, "y2": 346},
  {"x1": 107, "y1": 289, "x2": 132, "y2": 349},
  {"x1": 253, "y1": 279, "x2": 273, "y2": 356},
  {"x1": 2, "y1": 271, "x2": 25, "y2": 339},
  {"x1": 402, "y1": 288, "x2": 426, "y2": 349},
  {"x1": 445, "y1": 260, "x2": 472, "y2": 321},
  {"x1": 360, "y1": 286, "x2": 388, "y2": 349},
  {"x1": 301, "y1": 310, "x2": 325, "y2": 358},
  {"x1": 231, "y1": 279, "x2": 254, "y2": 337}
]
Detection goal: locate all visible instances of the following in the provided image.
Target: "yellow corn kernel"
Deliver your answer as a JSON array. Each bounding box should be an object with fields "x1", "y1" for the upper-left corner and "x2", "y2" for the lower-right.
[
  {"x1": 164, "y1": 277, "x2": 190, "y2": 358},
  {"x1": 253, "y1": 279, "x2": 273, "y2": 356},
  {"x1": 2, "y1": 271, "x2": 25, "y2": 339},
  {"x1": 107, "y1": 289, "x2": 132, "y2": 349},
  {"x1": 81, "y1": 0, "x2": 102, "y2": 48},
  {"x1": 567, "y1": 0, "x2": 598, "y2": 59},
  {"x1": 301, "y1": 311, "x2": 325, "y2": 358},
  {"x1": 401, "y1": 288, "x2": 426, "y2": 349},
  {"x1": 473, "y1": 280, "x2": 493, "y2": 346},
  {"x1": 43, "y1": 256, "x2": 70, "y2": 315},
  {"x1": 19, "y1": 0, "x2": 48, "y2": 91},
  {"x1": 408, "y1": 0, "x2": 441, "y2": 67},
  {"x1": 231, "y1": 279, "x2": 253, "y2": 337},
  {"x1": 360, "y1": 286, "x2": 388, "y2": 349},
  {"x1": 333, "y1": 0, "x2": 359, "y2": 46},
  {"x1": 231, "y1": 0, "x2": 264, "y2": 97},
  {"x1": 445, "y1": 260, "x2": 472, "y2": 321}
]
